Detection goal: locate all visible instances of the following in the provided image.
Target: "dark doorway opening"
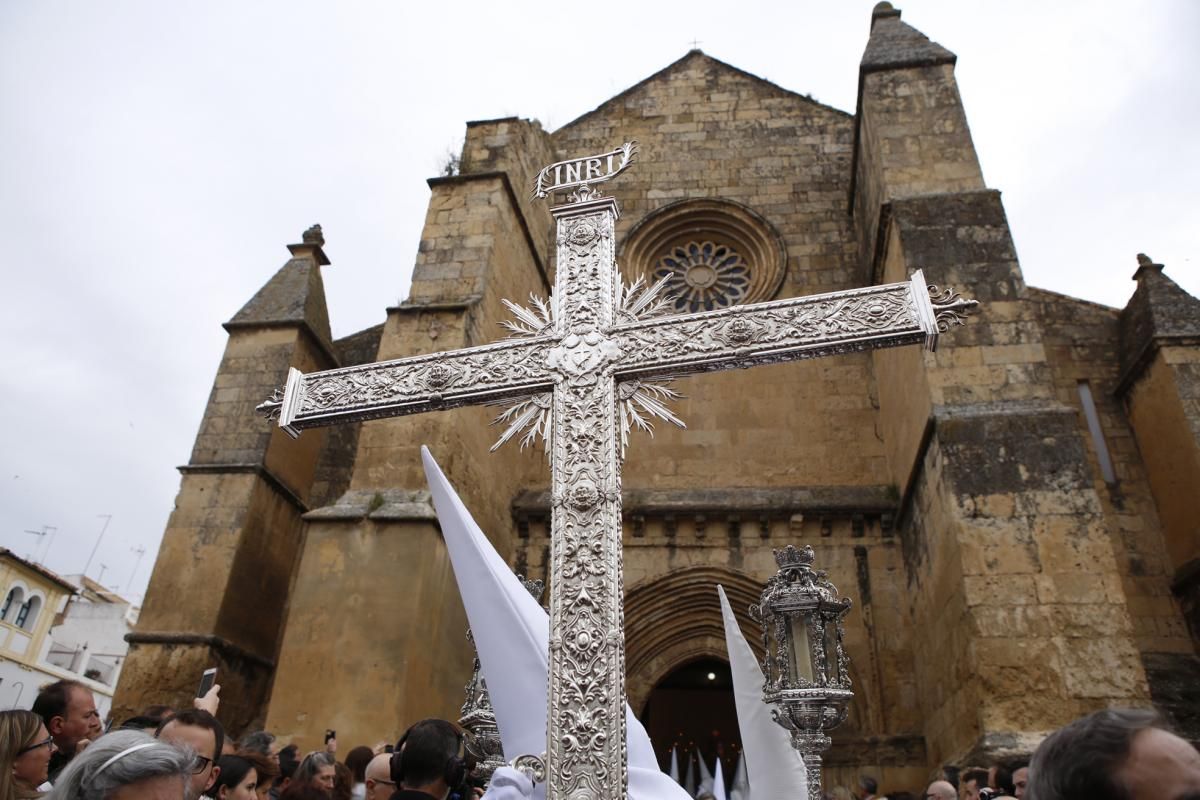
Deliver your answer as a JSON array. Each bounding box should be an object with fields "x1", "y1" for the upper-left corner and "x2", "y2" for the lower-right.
[{"x1": 639, "y1": 656, "x2": 740, "y2": 791}]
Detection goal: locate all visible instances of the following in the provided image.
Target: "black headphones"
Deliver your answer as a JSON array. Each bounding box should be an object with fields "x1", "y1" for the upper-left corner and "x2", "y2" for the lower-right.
[{"x1": 390, "y1": 720, "x2": 470, "y2": 793}]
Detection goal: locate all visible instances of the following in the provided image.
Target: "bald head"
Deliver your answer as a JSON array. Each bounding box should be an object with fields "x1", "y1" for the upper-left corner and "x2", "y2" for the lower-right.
[
  {"x1": 365, "y1": 753, "x2": 395, "y2": 800},
  {"x1": 926, "y1": 780, "x2": 957, "y2": 800}
]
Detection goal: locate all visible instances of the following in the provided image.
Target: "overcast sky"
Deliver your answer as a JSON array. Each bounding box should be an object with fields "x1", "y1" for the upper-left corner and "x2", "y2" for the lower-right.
[{"x1": 1, "y1": 1, "x2": 1196, "y2": 602}]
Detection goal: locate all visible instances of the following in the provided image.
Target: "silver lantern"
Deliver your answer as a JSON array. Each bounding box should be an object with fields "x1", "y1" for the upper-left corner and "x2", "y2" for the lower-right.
[
  {"x1": 750, "y1": 545, "x2": 853, "y2": 800},
  {"x1": 459, "y1": 575, "x2": 546, "y2": 788}
]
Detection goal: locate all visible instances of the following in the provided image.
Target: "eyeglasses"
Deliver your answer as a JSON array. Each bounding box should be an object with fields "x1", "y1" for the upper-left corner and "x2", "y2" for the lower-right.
[
  {"x1": 17, "y1": 736, "x2": 57, "y2": 756},
  {"x1": 192, "y1": 754, "x2": 214, "y2": 774},
  {"x1": 370, "y1": 778, "x2": 396, "y2": 787}
]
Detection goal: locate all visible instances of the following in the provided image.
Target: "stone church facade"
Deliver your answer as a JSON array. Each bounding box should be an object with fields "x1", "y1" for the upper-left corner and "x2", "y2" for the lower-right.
[{"x1": 113, "y1": 4, "x2": 1200, "y2": 790}]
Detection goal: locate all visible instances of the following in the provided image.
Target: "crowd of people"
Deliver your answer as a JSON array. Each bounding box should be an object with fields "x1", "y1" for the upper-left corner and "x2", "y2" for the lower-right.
[
  {"x1": 832, "y1": 761, "x2": 1030, "y2": 800},
  {"x1": 1, "y1": 679, "x2": 1197, "y2": 799},
  {"x1": 0, "y1": 679, "x2": 509, "y2": 800},
  {"x1": 824, "y1": 707, "x2": 1199, "y2": 800}
]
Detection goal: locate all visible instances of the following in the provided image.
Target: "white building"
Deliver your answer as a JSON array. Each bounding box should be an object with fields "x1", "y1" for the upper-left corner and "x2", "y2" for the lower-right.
[{"x1": 1, "y1": 551, "x2": 137, "y2": 720}]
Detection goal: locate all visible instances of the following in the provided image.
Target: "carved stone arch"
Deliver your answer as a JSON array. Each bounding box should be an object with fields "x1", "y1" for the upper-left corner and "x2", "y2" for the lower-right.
[
  {"x1": 619, "y1": 198, "x2": 788, "y2": 313},
  {"x1": 624, "y1": 565, "x2": 764, "y2": 714}
]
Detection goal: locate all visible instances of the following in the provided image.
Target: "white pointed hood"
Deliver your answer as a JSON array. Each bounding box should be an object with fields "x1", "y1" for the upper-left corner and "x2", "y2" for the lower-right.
[
  {"x1": 730, "y1": 751, "x2": 750, "y2": 800},
  {"x1": 697, "y1": 747, "x2": 714, "y2": 795},
  {"x1": 421, "y1": 447, "x2": 691, "y2": 800},
  {"x1": 718, "y1": 585, "x2": 809, "y2": 798},
  {"x1": 712, "y1": 756, "x2": 728, "y2": 800},
  {"x1": 669, "y1": 746, "x2": 680, "y2": 783}
]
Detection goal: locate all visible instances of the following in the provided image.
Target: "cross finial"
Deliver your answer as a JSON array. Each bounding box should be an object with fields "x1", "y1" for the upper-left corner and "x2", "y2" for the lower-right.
[
  {"x1": 688, "y1": 38, "x2": 702, "y2": 51},
  {"x1": 302, "y1": 224, "x2": 324, "y2": 247},
  {"x1": 1133, "y1": 252, "x2": 1165, "y2": 281},
  {"x1": 287, "y1": 223, "x2": 331, "y2": 265}
]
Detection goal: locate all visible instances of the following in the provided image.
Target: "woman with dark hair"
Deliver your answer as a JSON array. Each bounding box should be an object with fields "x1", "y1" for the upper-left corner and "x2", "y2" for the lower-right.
[
  {"x1": 1, "y1": 710, "x2": 55, "y2": 799},
  {"x1": 238, "y1": 750, "x2": 280, "y2": 800},
  {"x1": 331, "y1": 762, "x2": 352, "y2": 800},
  {"x1": 343, "y1": 747, "x2": 373, "y2": 800},
  {"x1": 213, "y1": 755, "x2": 259, "y2": 800}
]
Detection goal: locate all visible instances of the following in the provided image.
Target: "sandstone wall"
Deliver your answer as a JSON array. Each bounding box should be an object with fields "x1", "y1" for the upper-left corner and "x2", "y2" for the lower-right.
[
  {"x1": 116, "y1": 314, "x2": 333, "y2": 733},
  {"x1": 852, "y1": 64, "x2": 984, "y2": 280},
  {"x1": 264, "y1": 126, "x2": 556, "y2": 749},
  {"x1": 1030, "y1": 290, "x2": 1199, "y2": 738},
  {"x1": 556, "y1": 52, "x2": 860, "y2": 297},
  {"x1": 869, "y1": 193, "x2": 1151, "y2": 765}
]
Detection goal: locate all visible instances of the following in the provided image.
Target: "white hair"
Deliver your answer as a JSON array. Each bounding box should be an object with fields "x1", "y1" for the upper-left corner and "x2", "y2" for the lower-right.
[{"x1": 46, "y1": 729, "x2": 192, "y2": 800}]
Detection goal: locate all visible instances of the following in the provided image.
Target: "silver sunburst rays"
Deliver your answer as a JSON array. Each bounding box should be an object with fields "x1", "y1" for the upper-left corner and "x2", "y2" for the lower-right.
[{"x1": 489, "y1": 274, "x2": 685, "y2": 455}]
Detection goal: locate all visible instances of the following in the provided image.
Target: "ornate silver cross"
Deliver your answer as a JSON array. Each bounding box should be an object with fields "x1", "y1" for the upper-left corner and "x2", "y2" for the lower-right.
[{"x1": 259, "y1": 142, "x2": 977, "y2": 800}]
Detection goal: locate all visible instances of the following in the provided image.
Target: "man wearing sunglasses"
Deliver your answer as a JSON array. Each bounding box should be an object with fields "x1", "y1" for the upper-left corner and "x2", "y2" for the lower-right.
[
  {"x1": 156, "y1": 708, "x2": 225, "y2": 800},
  {"x1": 365, "y1": 752, "x2": 397, "y2": 800}
]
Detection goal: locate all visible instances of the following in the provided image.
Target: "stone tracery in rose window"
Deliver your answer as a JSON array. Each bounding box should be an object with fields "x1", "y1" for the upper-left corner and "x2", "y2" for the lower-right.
[
  {"x1": 621, "y1": 198, "x2": 788, "y2": 314},
  {"x1": 653, "y1": 240, "x2": 751, "y2": 312}
]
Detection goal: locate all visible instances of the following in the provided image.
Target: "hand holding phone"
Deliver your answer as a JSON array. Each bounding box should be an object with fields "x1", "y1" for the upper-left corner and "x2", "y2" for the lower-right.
[
  {"x1": 196, "y1": 668, "x2": 218, "y2": 698},
  {"x1": 193, "y1": 668, "x2": 221, "y2": 716}
]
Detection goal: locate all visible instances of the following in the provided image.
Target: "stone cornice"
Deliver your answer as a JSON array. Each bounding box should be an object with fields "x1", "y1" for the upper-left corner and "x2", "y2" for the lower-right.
[
  {"x1": 178, "y1": 463, "x2": 308, "y2": 513},
  {"x1": 124, "y1": 631, "x2": 275, "y2": 670},
  {"x1": 1115, "y1": 334, "x2": 1200, "y2": 398},
  {"x1": 513, "y1": 486, "x2": 896, "y2": 517},
  {"x1": 220, "y1": 318, "x2": 341, "y2": 370}
]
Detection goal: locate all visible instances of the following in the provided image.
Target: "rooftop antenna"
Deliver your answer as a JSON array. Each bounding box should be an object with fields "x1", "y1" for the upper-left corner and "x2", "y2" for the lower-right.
[
  {"x1": 96, "y1": 563, "x2": 108, "y2": 586},
  {"x1": 83, "y1": 515, "x2": 112, "y2": 579},
  {"x1": 22, "y1": 529, "x2": 44, "y2": 561},
  {"x1": 21, "y1": 525, "x2": 57, "y2": 564},
  {"x1": 126, "y1": 545, "x2": 147, "y2": 595}
]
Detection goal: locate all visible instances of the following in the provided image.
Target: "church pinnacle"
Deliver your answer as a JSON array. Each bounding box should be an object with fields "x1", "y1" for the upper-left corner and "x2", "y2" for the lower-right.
[
  {"x1": 288, "y1": 223, "x2": 331, "y2": 266},
  {"x1": 1119, "y1": 252, "x2": 1200, "y2": 385},
  {"x1": 861, "y1": 2, "x2": 957, "y2": 72},
  {"x1": 225, "y1": 223, "x2": 334, "y2": 353}
]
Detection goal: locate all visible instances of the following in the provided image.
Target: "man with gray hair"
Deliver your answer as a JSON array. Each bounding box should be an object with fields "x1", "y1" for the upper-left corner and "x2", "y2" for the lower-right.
[
  {"x1": 925, "y1": 780, "x2": 957, "y2": 800},
  {"x1": 239, "y1": 730, "x2": 279, "y2": 762},
  {"x1": 1028, "y1": 707, "x2": 1200, "y2": 799}
]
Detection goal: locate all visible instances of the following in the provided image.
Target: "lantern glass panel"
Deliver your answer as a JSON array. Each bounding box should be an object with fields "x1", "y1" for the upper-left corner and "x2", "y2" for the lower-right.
[
  {"x1": 823, "y1": 620, "x2": 839, "y2": 684},
  {"x1": 787, "y1": 614, "x2": 814, "y2": 684}
]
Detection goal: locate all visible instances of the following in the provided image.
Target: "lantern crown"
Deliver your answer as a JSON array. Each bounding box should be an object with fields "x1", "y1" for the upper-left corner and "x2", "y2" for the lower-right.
[{"x1": 775, "y1": 543, "x2": 815, "y2": 569}]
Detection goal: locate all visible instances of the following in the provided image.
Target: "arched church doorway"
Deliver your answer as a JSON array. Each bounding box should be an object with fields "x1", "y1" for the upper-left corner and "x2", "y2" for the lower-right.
[
  {"x1": 639, "y1": 656, "x2": 741, "y2": 782},
  {"x1": 624, "y1": 565, "x2": 764, "y2": 785}
]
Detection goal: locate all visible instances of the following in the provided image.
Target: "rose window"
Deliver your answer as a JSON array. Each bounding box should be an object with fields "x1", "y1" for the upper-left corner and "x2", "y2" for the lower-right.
[
  {"x1": 621, "y1": 198, "x2": 787, "y2": 310},
  {"x1": 653, "y1": 241, "x2": 751, "y2": 312}
]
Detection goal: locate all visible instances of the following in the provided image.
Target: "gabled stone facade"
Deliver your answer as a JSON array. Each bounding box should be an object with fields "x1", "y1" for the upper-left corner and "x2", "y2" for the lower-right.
[{"x1": 114, "y1": 3, "x2": 1199, "y2": 790}]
